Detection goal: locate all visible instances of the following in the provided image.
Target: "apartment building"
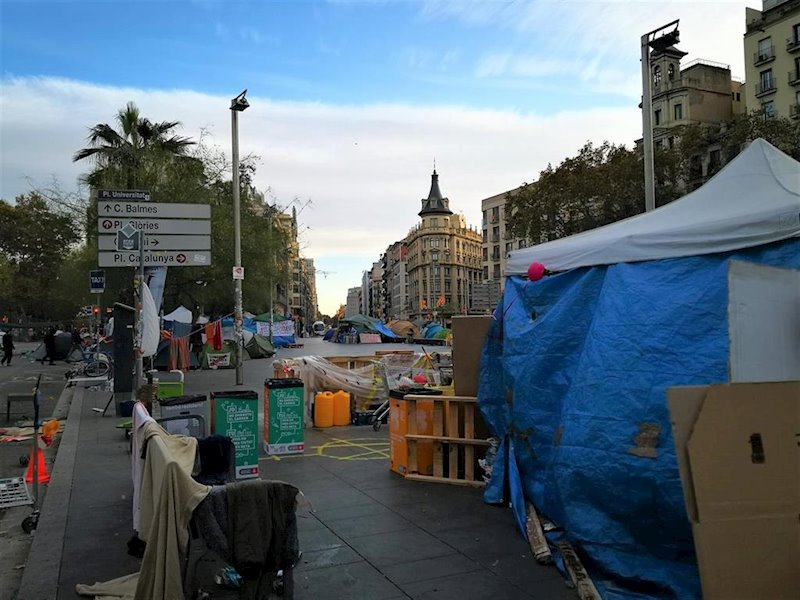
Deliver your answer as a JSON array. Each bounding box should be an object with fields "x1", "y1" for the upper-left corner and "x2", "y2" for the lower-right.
[
  {"x1": 345, "y1": 287, "x2": 361, "y2": 318},
  {"x1": 381, "y1": 241, "x2": 409, "y2": 320},
  {"x1": 405, "y1": 170, "x2": 482, "y2": 320},
  {"x1": 744, "y1": 0, "x2": 800, "y2": 119},
  {"x1": 480, "y1": 188, "x2": 525, "y2": 294}
]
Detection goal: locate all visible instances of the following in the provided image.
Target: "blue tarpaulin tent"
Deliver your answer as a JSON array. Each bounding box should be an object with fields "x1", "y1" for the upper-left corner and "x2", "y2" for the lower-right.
[{"x1": 480, "y1": 140, "x2": 800, "y2": 599}]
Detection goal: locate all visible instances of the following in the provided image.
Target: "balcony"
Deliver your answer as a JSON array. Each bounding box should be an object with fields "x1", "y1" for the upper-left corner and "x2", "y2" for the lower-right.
[
  {"x1": 754, "y1": 79, "x2": 776, "y2": 97},
  {"x1": 789, "y1": 70, "x2": 800, "y2": 86},
  {"x1": 788, "y1": 36, "x2": 800, "y2": 53},
  {"x1": 753, "y1": 47, "x2": 775, "y2": 66},
  {"x1": 791, "y1": 104, "x2": 800, "y2": 120}
]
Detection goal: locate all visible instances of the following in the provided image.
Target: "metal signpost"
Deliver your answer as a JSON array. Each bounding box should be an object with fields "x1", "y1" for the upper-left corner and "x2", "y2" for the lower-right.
[{"x1": 95, "y1": 190, "x2": 212, "y2": 399}]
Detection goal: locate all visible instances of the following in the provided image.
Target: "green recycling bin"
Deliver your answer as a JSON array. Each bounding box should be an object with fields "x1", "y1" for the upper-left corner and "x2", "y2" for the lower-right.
[
  {"x1": 264, "y1": 378, "x2": 305, "y2": 456},
  {"x1": 210, "y1": 390, "x2": 259, "y2": 479}
]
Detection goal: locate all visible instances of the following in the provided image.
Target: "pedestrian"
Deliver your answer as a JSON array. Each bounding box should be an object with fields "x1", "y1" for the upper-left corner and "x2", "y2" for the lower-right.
[
  {"x1": 1, "y1": 330, "x2": 14, "y2": 366},
  {"x1": 189, "y1": 328, "x2": 204, "y2": 367},
  {"x1": 42, "y1": 326, "x2": 56, "y2": 365},
  {"x1": 406, "y1": 328, "x2": 414, "y2": 344}
]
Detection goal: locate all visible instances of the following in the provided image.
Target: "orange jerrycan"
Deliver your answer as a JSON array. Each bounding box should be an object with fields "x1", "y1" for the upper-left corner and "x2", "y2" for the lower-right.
[
  {"x1": 333, "y1": 390, "x2": 351, "y2": 426},
  {"x1": 314, "y1": 392, "x2": 334, "y2": 428}
]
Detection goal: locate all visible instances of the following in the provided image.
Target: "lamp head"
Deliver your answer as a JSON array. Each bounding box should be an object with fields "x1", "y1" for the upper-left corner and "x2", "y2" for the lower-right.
[{"x1": 231, "y1": 89, "x2": 250, "y2": 111}]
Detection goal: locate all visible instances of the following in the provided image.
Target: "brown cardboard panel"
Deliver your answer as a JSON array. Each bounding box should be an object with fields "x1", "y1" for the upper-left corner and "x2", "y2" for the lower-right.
[
  {"x1": 667, "y1": 386, "x2": 709, "y2": 521},
  {"x1": 687, "y1": 382, "x2": 800, "y2": 521},
  {"x1": 452, "y1": 316, "x2": 492, "y2": 397},
  {"x1": 693, "y1": 517, "x2": 800, "y2": 599}
]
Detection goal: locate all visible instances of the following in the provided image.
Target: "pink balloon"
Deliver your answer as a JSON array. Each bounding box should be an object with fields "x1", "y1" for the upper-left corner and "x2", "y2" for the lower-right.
[{"x1": 527, "y1": 262, "x2": 546, "y2": 281}]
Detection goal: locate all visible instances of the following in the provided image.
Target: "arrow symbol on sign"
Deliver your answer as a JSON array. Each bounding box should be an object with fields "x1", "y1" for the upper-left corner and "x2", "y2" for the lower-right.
[
  {"x1": 102, "y1": 220, "x2": 113, "y2": 229},
  {"x1": 150, "y1": 238, "x2": 159, "y2": 247},
  {"x1": 176, "y1": 253, "x2": 186, "y2": 263}
]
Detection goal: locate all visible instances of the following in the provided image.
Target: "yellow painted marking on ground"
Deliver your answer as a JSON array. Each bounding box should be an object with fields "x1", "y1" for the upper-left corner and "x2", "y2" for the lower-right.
[{"x1": 260, "y1": 436, "x2": 389, "y2": 462}]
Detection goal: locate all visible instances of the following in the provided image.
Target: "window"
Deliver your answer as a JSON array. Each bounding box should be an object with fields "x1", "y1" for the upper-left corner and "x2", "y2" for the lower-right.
[
  {"x1": 482, "y1": 247, "x2": 488, "y2": 261},
  {"x1": 431, "y1": 218, "x2": 438, "y2": 227},
  {"x1": 674, "y1": 103, "x2": 683, "y2": 120},
  {"x1": 482, "y1": 229, "x2": 487, "y2": 242},
  {"x1": 653, "y1": 65, "x2": 662, "y2": 85},
  {"x1": 668, "y1": 63, "x2": 675, "y2": 81},
  {"x1": 736, "y1": 92, "x2": 741, "y2": 101},
  {"x1": 668, "y1": 137, "x2": 675, "y2": 148},
  {"x1": 760, "y1": 68, "x2": 774, "y2": 91},
  {"x1": 796, "y1": 90, "x2": 800, "y2": 106},
  {"x1": 794, "y1": 23, "x2": 800, "y2": 44},
  {"x1": 794, "y1": 56, "x2": 800, "y2": 79},
  {"x1": 757, "y1": 37, "x2": 772, "y2": 60},
  {"x1": 654, "y1": 109, "x2": 661, "y2": 126},
  {"x1": 763, "y1": 100, "x2": 775, "y2": 119},
  {"x1": 492, "y1": 265, "x2": 501, "y2": 279},
  {"x1": 518, "y1": 240, "x2": 527, "y2": 250},
  {"x1": 506, "y1": 242, "x2": 513, "y2": 253},
  {"x1": 482, "y1": 210, "x2": 487, "y2": 226},
  {"x1": 482, "y1": 266, "x2": 488, "y2": 279}
]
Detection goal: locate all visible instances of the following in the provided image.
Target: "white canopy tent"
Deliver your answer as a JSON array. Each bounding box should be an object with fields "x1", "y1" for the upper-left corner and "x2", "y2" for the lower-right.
[
  {"x1": 507, "y1": 139, "x2": 800, "y2": 275},
  {"x1": 162, "y1": 305, "x2": 193, "y2": 324}
]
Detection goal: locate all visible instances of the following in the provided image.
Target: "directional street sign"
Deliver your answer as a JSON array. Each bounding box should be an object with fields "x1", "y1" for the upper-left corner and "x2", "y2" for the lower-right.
[
  {"x1": 98, "y1": 251, "x2": 212, "y2": 267},
  {"x1": 99, "y1": 235, "x2": 211, "y2": 251},
  {"x1": 98, "y1": 201, "x2": 210, "y2": 220},
  {"x1": 98, "y1": 189, "x2": 151, "y2": 201},
  {"x1": 89, "y1": 270, "x2": 105, "y2": 293},
  {"x1": 97, "y1": 218, "x2": 211, "y2": 235}
]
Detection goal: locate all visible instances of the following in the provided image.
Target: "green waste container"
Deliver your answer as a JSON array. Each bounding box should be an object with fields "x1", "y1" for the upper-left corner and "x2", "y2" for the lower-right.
[
  {"x1": 264, "y1": 378, "x2": 305, "y2": 456},
  {"x1": 210, "y1": 390, "x2": 259, "y2": 479}
]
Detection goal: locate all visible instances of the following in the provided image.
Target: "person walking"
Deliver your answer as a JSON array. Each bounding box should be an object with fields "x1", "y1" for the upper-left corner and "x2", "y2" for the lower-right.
[
  {"x1": 1, "y1": 330, "x2": 14, "y2": 366},
  {"x1": 42, "y1": 326, "x2": 56, "y2": 365}
]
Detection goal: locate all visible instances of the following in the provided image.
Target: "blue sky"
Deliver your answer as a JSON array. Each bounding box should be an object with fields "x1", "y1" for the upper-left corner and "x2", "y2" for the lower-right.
[{"x1": 0, "y1": 1, "x2": 753, "y2": 315}]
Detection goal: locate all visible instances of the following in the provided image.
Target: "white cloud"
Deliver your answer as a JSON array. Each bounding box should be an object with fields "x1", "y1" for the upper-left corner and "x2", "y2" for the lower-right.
[
  {"x1": 0, "y1": 76, "x2": 639, "y2": 313},
  {"x1": 426, "y1": 1, "x2": 756, "y2": 84}
]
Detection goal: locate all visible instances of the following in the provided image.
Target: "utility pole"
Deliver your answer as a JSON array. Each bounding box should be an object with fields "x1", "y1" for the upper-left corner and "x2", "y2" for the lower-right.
[
  {"x1": 230, "y1": 89, "x2": 249, "y2": 386},
  {"x1": 134, "y1": 231, "x2": 145, "y2": 391}
]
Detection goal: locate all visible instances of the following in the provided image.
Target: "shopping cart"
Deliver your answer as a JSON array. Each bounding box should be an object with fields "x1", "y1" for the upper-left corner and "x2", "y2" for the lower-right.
[{"x1": 369, "y1": 353, "x2": 444, "y2": 431}]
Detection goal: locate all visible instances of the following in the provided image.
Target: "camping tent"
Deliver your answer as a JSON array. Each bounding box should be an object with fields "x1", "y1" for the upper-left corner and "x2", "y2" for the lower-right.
[
  {"x1": 162, "y1": 306, "x2": 192, "y2": 339},
  {"x1": 251, "y1": 313, "x2": 296, "y2": 347},
  {"x1": 480, "y1": 140, "x2": 800, "y2": 598},
  {"x1": 245, "y1": 334, "x2": 275, "y2": 359},
  {"x1": 387, "y1": 320, "x2": 419, "y2": 339},
  {"x1": 339, "y1": 314, "x2": 380, "y2": 334}
]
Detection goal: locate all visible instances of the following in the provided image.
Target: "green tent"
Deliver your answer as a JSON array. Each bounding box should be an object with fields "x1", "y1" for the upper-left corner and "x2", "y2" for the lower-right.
[
  {"x1": 245, "y1": 334, "x2": 275, "y2": 359},
  {"x1": 340, "y1": 314, "x2": 380, "y2": 334}
]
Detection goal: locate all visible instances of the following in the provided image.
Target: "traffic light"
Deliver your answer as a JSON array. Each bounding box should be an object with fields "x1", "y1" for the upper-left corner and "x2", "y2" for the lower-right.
[{"x1": 92, "y1": 306, "x2": 100, "y2": 316}]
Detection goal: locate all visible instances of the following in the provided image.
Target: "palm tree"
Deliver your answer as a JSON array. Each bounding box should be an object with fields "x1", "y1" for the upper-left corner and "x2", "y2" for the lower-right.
[{"x1": 73, "y1": 101, "x2": 195, "y2": 189}]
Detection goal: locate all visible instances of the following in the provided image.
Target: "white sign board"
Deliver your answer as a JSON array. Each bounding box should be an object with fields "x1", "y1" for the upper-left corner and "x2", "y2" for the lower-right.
[
  {"x1": 99, "y1": 235, "x2": 211, "y2": 251},
  {"x1": 98, "y1": 201, "x2": 210, "y2": 219},
  {"x1": 728, "y1": 260, "x2": 800, "y2": 382},
  {"x1": 232, "y1": 266, "x2": 245, "y2": 280},
  {"x1": 97, "y1": 218, "x2": 211, "y2": 235},
  {"x1": 255, "y1": 320, "x2": 295, "y2": 337},
  {"x1": 98, "y1": 251, "x2": 212, "y2": 267}
]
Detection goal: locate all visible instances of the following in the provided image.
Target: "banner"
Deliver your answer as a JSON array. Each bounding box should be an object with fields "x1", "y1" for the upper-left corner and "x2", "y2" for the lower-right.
[{"x1": 255, "y1": 320, "x2": 295, "y2": 337}]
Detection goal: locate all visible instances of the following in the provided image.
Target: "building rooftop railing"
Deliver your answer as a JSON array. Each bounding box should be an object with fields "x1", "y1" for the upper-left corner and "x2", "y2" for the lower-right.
[{"x1": 682, "y1": 58, "x2": 731, "y2": 71}]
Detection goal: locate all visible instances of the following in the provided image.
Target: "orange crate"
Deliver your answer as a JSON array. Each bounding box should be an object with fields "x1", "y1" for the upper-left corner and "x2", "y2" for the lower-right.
[{"x1": 389, "y1": 398, "x2": 433, "y2": 476}]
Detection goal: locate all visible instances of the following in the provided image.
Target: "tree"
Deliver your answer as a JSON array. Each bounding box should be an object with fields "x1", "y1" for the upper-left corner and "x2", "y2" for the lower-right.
[
  {"x1": 506, "y1": 142, "x2": 681, "y2": 244},
  {"x1": 0, "y1": 193, "x2": 81, "y2": 319},
  {"x1": 73, "y1": 101, "x2": 194, "y2": 190}
]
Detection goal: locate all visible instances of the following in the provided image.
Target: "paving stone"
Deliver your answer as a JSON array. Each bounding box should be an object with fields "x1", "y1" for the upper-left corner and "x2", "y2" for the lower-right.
[
  {"x1": 345, "y1": 527, "x2": 454, "y2": 568},
  {"x1": 295, "y1": 560, "x2": 402, "y2": 600},
  {"x1": 399, "y1": 569, "x2": 534, "y2": 600},
  {"x1": 381, "y1": 553, "x2": 481, "y2": 585}
]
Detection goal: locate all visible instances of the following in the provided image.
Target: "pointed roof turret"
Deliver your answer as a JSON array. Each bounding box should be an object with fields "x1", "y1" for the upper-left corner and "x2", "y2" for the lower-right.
[{"x1": 419, "y1": 169, "x2": 453, "y2": 216}]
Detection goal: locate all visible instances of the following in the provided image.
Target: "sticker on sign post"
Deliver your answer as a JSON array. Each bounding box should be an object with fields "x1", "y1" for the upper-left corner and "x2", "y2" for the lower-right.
[{"x1": 232, "y1": 266, "x2": 245, "y2": 280}]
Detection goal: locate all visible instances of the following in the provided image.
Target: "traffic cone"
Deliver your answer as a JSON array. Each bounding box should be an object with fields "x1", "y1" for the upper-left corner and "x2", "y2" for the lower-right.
[{"x1": 24, "y1": 447, "x2": 50, "y2": 484}]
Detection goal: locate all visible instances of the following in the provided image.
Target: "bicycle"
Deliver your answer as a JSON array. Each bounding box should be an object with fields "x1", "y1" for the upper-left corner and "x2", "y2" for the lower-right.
[{"x1": 64, "y1": 343, "x2": 113, "y2": 380}]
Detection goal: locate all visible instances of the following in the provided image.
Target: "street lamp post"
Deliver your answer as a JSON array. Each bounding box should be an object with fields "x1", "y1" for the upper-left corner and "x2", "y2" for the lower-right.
[
  {"x1": 641, "y1": 20, "x2": 680, "y2": 212},
  {"x1": 230, "y1": 89, "x2": 249, "y2": 385}
]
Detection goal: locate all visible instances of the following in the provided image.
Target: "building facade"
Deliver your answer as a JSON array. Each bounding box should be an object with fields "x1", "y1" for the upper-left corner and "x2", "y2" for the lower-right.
[
  {"x1": 345, "y1": 287, "x2": 361, "y2": 318},
  {"x1": 406, "y1": 170, "x2": 482, "y2": 320},
  {"x1": 744, "y1": 0, "x2": 800, "y2": 119},
  {"x1": 382, "y1": 240, "x2": 409, "y2": 320},
  {"x1": 480, "y1": 188, "x2": 526, "y2": 294}
]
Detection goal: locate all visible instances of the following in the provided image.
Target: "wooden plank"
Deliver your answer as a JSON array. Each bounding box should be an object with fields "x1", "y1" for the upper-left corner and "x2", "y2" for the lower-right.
[
  {"x1": 408, "y1": 438, "x2": 418, "y2": 475},
  {"x1": 555, "y1": 541, "x2": 601, "y2": 600},
  {"x1": 405, "y1": 474, "x2": 485, "y2": 488},
  {"x1": 525, "y1": 502, "x2": 552, "y2": 564},
  {"x1": 447, "y1": 401, "x2": 459, "y2": 437},
  {"x1": 464, "y1": 444, "x2": 474, "y2": 481},
  {"x1": 464, "y1": 404, "x2": 475, "y2": 440},
  {"x1": 405, "y1": 435, "x2": 491, "y2": 446},
  {"x1": 433, "y1": 401, "x2": 444, "y2": 437},
  {"x1": 405, "y1": 395, "x2": 478, "y2": 403},
  {"x1": 433, "y1": 440, "x2": 444, "y2": 478}
]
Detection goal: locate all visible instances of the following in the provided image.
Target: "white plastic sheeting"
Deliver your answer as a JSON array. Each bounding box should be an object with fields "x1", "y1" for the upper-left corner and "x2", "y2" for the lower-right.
[
  {"x1": 141, "y1": 282, "x2": 160, "y2": 358},
  {"x1": 507, "y1": 139, "x2": 800, "y2": 275}
]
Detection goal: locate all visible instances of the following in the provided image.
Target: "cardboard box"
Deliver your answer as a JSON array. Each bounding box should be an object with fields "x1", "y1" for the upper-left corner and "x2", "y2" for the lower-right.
[
  {"x1": 668, "y1": 382, "x2": 800, "y2": 599},
  {"x1": 452, "y1": 316, "x2": 492, "y2": 397}
]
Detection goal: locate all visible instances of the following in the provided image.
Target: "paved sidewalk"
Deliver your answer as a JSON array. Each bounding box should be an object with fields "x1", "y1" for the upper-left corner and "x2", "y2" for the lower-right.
[{"x1": 14, "y1": 351, "x2": 576, "y2": 599}]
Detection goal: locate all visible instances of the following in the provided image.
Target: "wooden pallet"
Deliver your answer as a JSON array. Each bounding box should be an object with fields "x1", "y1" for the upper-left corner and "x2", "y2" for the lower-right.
[{"x1": 403, "y1": 395, "x2": 488, "y2": 487}]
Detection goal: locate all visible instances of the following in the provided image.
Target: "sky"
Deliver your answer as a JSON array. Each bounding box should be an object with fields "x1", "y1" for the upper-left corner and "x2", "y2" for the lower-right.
[{"x1": 0, "y1": 0, "x2": 757, "y2": 315}]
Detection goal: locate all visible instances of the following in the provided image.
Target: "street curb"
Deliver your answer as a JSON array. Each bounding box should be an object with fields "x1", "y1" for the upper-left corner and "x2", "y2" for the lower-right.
[{"x1": 16, "y1": 386, "x2": 83, "y2": 600}]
